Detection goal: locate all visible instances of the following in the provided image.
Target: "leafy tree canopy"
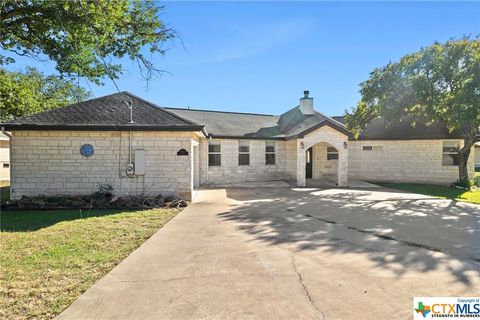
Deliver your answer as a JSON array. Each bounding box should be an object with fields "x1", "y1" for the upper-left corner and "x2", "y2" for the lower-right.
[
  {"x1": 0, "y1": 0, "x2": 174, "y2": 84},
  {"x1": 345, "y1": 37, "x2": 480, "y2": 180},
  {"x1": 0, "y1": 67, "x2": 90, "y2": 121}
]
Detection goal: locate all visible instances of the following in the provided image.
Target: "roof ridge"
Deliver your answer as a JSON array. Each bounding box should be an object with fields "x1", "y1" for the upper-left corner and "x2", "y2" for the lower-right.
[
  {"x1": 121, "y1": 92, "x2": 202, "y2": 126},
  {"x1": 314, "y1": 111, "x2": 346, "y2": 128},
  {"x1": 165, "y1": 107, "x2": 277, "y2": 117}
]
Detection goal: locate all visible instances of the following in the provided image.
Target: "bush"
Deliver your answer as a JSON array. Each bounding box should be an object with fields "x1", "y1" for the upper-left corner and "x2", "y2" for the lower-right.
[
  {"x1": 455, "y1": 179, "x2": 473, "y2": 189},
  {"x1": 474, "y1": 176, "x2": 480, "y2": 188}
]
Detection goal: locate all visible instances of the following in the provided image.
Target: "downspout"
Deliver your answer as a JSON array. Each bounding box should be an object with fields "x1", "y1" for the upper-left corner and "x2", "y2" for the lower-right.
[
  {"x1": 1, "y1": 127, "x2": 12, "y2": 200},
  {"x1": 206, "y1": 135, "x2": 211, "y2": 183},
  {"x1": 118, "y1": 131, "x2": 123, "y2": 179},
  {"x1": 129, "y1": 131, "x2": 132, "y2": 164}
]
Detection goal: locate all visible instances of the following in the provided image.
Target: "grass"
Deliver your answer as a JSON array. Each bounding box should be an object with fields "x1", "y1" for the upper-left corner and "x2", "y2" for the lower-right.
[
  {"x1": 0, "y1": 207, "x2": 179, "y2": 319},
  {"x1": 377, "y1": 176, "x2": 480, "y2": 205}
]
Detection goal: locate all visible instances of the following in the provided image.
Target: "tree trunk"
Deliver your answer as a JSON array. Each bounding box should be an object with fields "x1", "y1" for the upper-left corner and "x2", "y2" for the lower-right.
[{"x1": 458, "y1": 132, "x2": 476, "y2": 181}]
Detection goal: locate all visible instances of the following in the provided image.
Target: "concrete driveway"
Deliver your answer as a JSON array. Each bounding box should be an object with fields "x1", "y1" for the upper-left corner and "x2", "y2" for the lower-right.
[{"x1": 58, "y1": 187, "x2": 480, "y2": 320}]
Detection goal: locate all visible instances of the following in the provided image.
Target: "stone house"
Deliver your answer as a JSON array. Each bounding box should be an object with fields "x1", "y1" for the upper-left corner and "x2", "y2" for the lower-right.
[{"x1": 2, "y1": 91, "x2": 477, "y2": 201}]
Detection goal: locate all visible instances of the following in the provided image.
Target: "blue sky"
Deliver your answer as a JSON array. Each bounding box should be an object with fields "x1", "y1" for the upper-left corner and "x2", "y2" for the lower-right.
[{"x1": 4, "y1": 1, "x2": 480, "y2": 116}]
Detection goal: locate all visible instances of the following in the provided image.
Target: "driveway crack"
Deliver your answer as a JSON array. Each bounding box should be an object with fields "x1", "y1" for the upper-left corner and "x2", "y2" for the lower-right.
[{"x1": 290, "y1": 255, "x2": 326, "y2": 320}]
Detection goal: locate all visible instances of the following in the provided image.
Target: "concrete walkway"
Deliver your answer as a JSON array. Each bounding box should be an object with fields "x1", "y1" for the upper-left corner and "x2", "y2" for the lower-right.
[{"x1": 58, "y1": 187, "x2": 480, "y2": 320}]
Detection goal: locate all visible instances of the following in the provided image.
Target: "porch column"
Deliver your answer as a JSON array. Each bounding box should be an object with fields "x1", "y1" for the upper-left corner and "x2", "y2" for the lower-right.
[
  {"x1": 296, "y1": 139, "x2": 306, "y2": 186},
  {"x1": 337, "y1": 142, "x2": 348, "y2": 187}
]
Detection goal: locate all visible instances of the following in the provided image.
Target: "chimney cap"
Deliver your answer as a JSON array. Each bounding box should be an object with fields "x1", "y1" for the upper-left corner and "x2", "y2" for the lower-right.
[{"x1": 303, "y1": 90, "x2": 310, "y2": 98}]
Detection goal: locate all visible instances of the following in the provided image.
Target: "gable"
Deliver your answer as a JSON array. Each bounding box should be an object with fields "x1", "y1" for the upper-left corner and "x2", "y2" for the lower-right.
[{"x1": 3, "y1": 92, "x2": 204, "y2": 132}]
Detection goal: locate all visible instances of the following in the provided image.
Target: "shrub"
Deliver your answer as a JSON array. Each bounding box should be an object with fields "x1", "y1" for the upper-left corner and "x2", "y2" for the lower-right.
[
  {"x1": 474, "y1": 176, "x2": 480, "y2": 188},
  {"x1": 455, "y1": 179, "x2": 473, "y2": 190}
]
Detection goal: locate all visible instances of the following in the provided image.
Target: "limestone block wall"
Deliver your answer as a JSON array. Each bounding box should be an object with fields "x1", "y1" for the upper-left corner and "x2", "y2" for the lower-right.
[
  {"x1": 10, "y1": 131, "x2": 199, "y2": 200},
  {"x1": 312, "y1": 142, "x2": 338, "y2": 179},
  {"x1": 0, "y1": 139, "x2": 10, "y2": 180},
  {"x1": 199, "y1": 138, "x2": 297, "y2": 185},
  {"x1": 348, "y1": 139, "x2": 475, "y2": 184}
]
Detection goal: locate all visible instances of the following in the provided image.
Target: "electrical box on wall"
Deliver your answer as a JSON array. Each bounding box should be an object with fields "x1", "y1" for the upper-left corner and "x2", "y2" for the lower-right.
[
  {"x1": 134, "y1": 149, "x2": 145, "y2": 175},
  {"x1": 126, "y1": 162, "x2": 135, "y2": 175}
]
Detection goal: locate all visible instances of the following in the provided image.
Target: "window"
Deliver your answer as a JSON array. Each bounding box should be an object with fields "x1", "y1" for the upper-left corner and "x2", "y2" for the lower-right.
[
  {"x1": 363, "y1": 145, "x2": 383, "y2": 151},
  {"x1": 2, "y1": 163, "x2": 9, "y2": 168},
  {"x1": 238, "y1": 140, "x2": 250, "y2": 165},
  {"x1": 208, "y1": 140, "x2": 221, "y2": 166},
  {"x1": 265, "y1": 141, "x2": 276, "y2": 165},
  {"x1": 442, "y1": 141, "x2": 460, "y2": 166},
  {"x1": 327, "y1": 146, "x2": 339, "y2": 160}
]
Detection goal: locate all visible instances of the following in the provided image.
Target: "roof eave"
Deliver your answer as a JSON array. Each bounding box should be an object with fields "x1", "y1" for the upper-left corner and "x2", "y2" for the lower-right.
[
  {"x1": 352, "y1": 135, "x2": 470, "y2": 141},
  {"x1": 209, "y1": 134, "x2": 285, "y2": 140},
  {"x1": 2, "y1": 124, "x2": 205, "y2": 132}
]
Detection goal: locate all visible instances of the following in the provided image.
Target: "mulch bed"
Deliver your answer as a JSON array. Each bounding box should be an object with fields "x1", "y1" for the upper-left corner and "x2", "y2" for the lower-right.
[{"x1": 2, "y1": 191, "x2": 188, "y2": 210}]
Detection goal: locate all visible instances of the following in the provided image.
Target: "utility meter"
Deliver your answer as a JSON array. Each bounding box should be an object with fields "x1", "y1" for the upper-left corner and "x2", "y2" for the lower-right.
[{"x1": 126, "y1": 162, "x2": 135, "y2": 175}]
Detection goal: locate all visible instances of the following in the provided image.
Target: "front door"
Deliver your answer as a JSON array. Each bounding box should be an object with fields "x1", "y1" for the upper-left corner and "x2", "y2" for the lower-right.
[{"x1": 306, "y1": 147, "x2": 313, "y2": 179}]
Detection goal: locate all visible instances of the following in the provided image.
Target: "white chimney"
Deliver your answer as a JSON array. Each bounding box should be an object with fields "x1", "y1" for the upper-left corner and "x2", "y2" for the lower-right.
[{"x1": 299, "y1": 90, "x2": 314, "y2": 115}]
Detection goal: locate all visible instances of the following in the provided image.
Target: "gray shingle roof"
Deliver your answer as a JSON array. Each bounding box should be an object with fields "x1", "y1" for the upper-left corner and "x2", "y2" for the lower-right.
[
  {"x1": 165, "y1": 108, "x2": 283, "y2": 138},
  {"x1": 5, "y1": 91, "x2": 468, "y2": 141},
  {"x1": 166, "y1": 106, "x2": 349, "y2": 139},
  {"x1": 277, "y1": 107, "x2": 349, "y2": 138},
  {"x1": 332, "y1": 116, "x2": 468, "y2": 140},
  {"x1": 3, "y1": 92, "x2": 204, "y2": 131}
]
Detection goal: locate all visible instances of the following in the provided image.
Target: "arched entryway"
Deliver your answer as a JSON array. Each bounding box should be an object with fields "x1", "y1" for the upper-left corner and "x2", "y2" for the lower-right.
[
  {"x1": 295, "y1": 126, "x2": 349, "y2": 187},
  {"x1": 305, "y1": 142, "x2": 341, "y2": 187}
]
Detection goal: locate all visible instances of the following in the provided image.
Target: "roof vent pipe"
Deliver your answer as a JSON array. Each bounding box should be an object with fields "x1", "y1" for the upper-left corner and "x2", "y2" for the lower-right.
[
  {"x1": 126, "y1": 100, "x2": 134, "y2": 124},
  {"x1": 299, "y1": 90, "x2": 314, "y2": 115}
]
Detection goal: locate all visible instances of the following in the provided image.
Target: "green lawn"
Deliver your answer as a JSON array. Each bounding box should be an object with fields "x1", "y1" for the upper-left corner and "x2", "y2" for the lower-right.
[
  {"x1": 0, "y1": 207, "x2": 179, "y2": 319},
  {"x1": 377, "y1": 180, "x2": 480, "y2": 205}
]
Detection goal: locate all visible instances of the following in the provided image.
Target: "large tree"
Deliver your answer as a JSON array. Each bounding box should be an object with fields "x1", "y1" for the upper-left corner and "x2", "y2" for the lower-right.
[
  {"x1": 0, "y1": 67, "x2": 90, "y2": 121},
  {"x1": 346, "y1": 37, "x2": 480, "y2": 181},
  {"x1": 0, "y1": 0, "x2": 174, "y2": 84}
]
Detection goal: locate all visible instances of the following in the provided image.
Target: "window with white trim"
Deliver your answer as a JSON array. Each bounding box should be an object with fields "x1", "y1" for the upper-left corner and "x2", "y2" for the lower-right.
[
  {"x1": 238, "y1": 140, "x2": 250, "y2": 166},
  {"x1": 265, "y1": 141, "x2": 276, "y2": 165},
  {"x1": 442, "y1": 141, "x2": 460, "y2": 166},
  {"x1": 327, "y1": 146, "x2": 339, "y2": 160},
  {"x1": 208, "y1": 140, "x2": 221, "y2": 166}
]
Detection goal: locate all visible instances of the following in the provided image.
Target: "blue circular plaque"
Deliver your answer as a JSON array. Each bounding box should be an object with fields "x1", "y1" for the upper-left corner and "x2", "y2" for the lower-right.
[{"x1": 80, "y1": 144, "x2": 94, "y2": 157}]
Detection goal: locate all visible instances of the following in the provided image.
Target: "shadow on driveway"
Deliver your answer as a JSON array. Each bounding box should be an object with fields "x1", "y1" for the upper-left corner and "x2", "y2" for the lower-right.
[{"x1": 219, "y1": 187, "x2": 480, "y2": 286}]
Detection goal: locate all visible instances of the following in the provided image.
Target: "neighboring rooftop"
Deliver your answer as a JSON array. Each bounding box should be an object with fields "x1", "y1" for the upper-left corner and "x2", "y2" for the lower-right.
[{"x1": 3, "y1": 92, "x2": 204, "y2": 131}]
